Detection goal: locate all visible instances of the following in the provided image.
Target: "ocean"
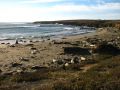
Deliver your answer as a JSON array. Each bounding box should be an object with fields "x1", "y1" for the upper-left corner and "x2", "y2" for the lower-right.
[{"x1": 0, "y1": 23, "x2": 96, "y2": 44}]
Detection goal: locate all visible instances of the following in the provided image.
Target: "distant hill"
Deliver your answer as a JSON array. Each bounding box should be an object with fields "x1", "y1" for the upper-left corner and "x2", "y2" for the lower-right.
[{"x1": 33, "y1": 19, "x2": 120, "y2": 28}]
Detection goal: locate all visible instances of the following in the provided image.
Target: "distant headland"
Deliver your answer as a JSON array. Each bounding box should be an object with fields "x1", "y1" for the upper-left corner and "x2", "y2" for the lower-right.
[{"x1": 34, "y1": 19, "x2": 120, "y2": 29}]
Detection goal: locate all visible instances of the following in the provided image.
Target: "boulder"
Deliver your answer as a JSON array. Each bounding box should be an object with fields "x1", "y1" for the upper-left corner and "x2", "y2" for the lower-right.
[
  {"x1": 95, "y1": 44, "x2": 120, "y2": 55},
  {"x1": 64, "y1": 47, "x2": 91, "y2": 55}
]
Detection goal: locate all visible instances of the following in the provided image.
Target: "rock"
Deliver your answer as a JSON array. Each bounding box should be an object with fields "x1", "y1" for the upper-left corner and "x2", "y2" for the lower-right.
[
  {"x1": 52, "y1": 59, "x2": 64, "y2": 65},
  {"x1": 11, "y1": 62, "x2": 22, "y2": 67},
  {"x1": 25, "y1": 44, "x2": 34, "y2": 46},
  {"x1": 6, "y1": 42, "x2": 10, "y2": 45},
  {"x1": 30, "y1": 56, "x2": 35, "y2": 58},
  {"x1": 16, "y1": 69, "x2": 24, "y2": 73},
  {"x1": 31, "y1": 65, "x2": 48, "y2": 71},
  {"x1": 57, "y1": 59, "x2": 64, "y2": 65},
  {"x1": 10, "y1": 44, "x2": 15, "y2": 47},
  {"x1": 2, "y1": 71, "x2": 13, "y2": 76},
  {"x1": 64, "y1": 47, "x2": 91, "y2": 55},
  {"x1": 80, "y1": 57, "x2": 86, "y2": 61},
  {"x1": 47, "y1": 38, "x2": 50, "y2": 40},
  {"x1": 31, "y1": 50, "x2": 37, "y2": 54},
  {"x1": 19, "y1": 57, "x2": 29, "y2": 61},
  {"x1": 52, "y1": 59, "x2": 57, "y2": 63},
  {"x1": 94, "y1": 43, "x2": 120, "y2": 55},
  {"x1": 30, "y1": 47, "x2": 37, "y2": 50},
  {"x1": 15, "y1": 39, "x2": 19, "y2": 44},
  {"x1": 19, "y1": 39, "x2": 23, "y2": 42},
  {"x1": 0, "y1": 69, "x2": 2, "y2": 73},
  {"x1": 1, "y1": 43, "x2": 5, "y2": 44},
  {"x1": 64, "y1": 63, "x2": 69, "y2": 67},
  {"x1": 90, "y1": 44, "x2": 96, "y2": 48},
  {"x1": 71, "y1": 57, "x2": 79, "y2": 64},
  {"x1": 23, "y1": 41, "x2": 27, "y2": 43},
  {"x1": 29, "y1": 40, "x2": 32, "y2": 43},
  {"x1": 53, "y1": 41, "x2": 71, "y2": 44}
]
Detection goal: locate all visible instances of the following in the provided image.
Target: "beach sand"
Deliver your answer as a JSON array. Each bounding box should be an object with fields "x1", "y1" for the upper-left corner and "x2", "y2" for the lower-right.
[
  {"x1": 0, "y1": 27, "x2": 119, "y2": 72},
  {"x1": 0, "y1": 27, "x2": 120, "y2": 89}
]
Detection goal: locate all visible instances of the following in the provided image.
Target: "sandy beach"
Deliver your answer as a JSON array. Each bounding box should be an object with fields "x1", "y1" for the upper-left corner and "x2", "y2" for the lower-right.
[
  {"x1": 0, "y1": 29, "x2": 120, "y2": 71},
  {"x1": 0, "y1": 27, "x2": 119, "y2": 71},
  {"x1": 0, "y1": 27, "x2": 120, "y2": 89}
]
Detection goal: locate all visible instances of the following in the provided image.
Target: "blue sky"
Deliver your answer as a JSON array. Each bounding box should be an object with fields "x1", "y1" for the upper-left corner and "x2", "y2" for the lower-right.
[{"x1": 0, "y1": 0, "x2": 120, "y2": 22}]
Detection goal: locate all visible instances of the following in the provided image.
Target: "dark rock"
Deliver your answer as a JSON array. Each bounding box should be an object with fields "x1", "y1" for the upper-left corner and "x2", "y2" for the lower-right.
[
  {"x1": 25, "y1": 44, "x2": 34, "y2": 46},
  {"x1": 0, "y1": 69, "x2": 2, "y2": 73},
  {"x1": 1, "y1": 43, "x2": 5, "y2": 44},
  {"x1": 53, "y1": 41, "x2": 71, "y2": 44},
  {"x1": 10, "y1": 44, "x2": 15, "y2": 47},
  {"x1": 6, "y1": 43, "x2": 10, "y2": 45},
  {"x1": 11, "y1": 62, "x2": 22, "y2": 67},
  {"x1": 2, "y1": 71, "x2": 13, "y2": 76},
  {"x1": 64, "y1": 47, "x2": 91, "y2": 55},
  {"x1": 57, "y1": 60, "x2": 64, "y2": 65},
  {"x1": 95, "y1": 44, "x2": 120, "y2": 55},
  {"x1": 71, "y1": 57, "x2": 79, "y2": 63},
  {"x1": 29, "y1": 40, "x2": 33, "y2": 42},
  {"x1": 15, "y1": 39, "x2": 19, "y2": 44},
  {"x1": 30, "y1": 47, "x2": 37, "y2": 50},
  {"x1": 19, "y1": 39, "x2": 23, "y2": 42},
  {"x1": 23, "y1": 41, "x2": 26, "y2": 43},
  {"x1": 31, "y1": 65, "x2": 48, "y2": 71},
  {"x1": 19, "y1": 57, "x2": 29, "y2": 61}
]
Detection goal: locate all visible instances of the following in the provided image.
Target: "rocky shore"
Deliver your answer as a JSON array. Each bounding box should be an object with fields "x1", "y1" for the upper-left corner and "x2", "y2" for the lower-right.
[{"x1": 0, "y1": 27, "x2": 120, "y2": 90}]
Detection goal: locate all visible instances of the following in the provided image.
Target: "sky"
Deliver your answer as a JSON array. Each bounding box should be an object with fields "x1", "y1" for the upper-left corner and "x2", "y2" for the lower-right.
[{"x1": 0, "y1": 0, "x2": 120, "y2": 22}]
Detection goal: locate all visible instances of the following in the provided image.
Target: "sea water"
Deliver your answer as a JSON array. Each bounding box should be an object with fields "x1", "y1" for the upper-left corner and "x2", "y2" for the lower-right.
[{"x1": 0, "y1": 22, "x2": 96, "y2": 44}]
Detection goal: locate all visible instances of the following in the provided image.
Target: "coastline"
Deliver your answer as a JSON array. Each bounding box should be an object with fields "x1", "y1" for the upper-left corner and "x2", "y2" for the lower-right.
[
  {"x1": 0, "y1": 30, "x2": 96, "y2": 45},
  {"x1": 0, "y1": 27, "x2": 120, "y2": 89},
  {"x1": 0, "y1": 27, "x2": 119, "y2": 65}
]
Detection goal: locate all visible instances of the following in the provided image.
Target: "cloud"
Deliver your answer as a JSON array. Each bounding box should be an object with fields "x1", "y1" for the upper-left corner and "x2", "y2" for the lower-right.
[
  {"x1": 22, "y1": 0, "x2": 63, "y2": 3},
  {"x1": 0, "y1": 1, "x2": 120, "y2": 22}
]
